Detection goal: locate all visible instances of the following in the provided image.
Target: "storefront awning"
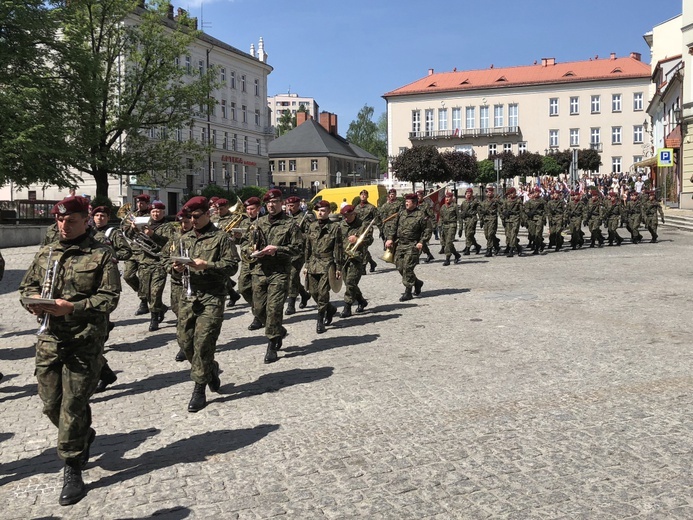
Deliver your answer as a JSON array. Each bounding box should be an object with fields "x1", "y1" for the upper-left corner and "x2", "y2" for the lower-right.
[{"x1": 632, "y1": 156, "x2": 657, "y2": 168}]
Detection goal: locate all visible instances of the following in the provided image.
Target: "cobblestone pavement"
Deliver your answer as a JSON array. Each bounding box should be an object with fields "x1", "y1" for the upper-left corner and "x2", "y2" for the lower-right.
[{"x1": 1, "y1": 227, "x2": 692, "y2": 519}]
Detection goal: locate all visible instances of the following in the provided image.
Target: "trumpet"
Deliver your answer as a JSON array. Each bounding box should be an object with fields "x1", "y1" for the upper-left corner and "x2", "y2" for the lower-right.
[
  {"x1": 179, "y1": 240, "x2": 193, "y2": 300},
  {"x1": 37, "y1": 248, "x2": 60, "y2": 335},
  {"x1": 344, "y1": 213, "x2": 398, "y2": 260}
]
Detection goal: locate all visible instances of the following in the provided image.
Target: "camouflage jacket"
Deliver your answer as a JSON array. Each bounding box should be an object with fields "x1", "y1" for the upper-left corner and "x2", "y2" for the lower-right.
[
  {"x1": 546, "y1": 199, "x2": 566, "y2": 225},
  {"x1": 179, "y1": 222, "x2": 238, "y2": 297},
  {"x1": 642, "y1": 199, "x2": 665, "y2": 220},
  {"x1": 167, "y1": 226, "x2": 193, "y2": 285},
  {"x1": 478, "y1": 197, "x2": 499, "y2": 222},
  {"x1": 288, "y1": 210, "x2": 315, "y2": 263},
  {"x1": 459, "y1": 198, "x2": 480, "y2": 221},
  {"x1": 125, "y1": 218, "x2": 177, "y2": 264},
  {"x1": 41, "y1": 222, "x2": 60, "y2": 246},
  {"x1": 438, "y1": 202, "x2": 459, "y2": 227},
  {"x1": 566, "y1": 200, "x2": 586, "y2": 222},
  {"x1": 379, "y1": 199, "x2": 403, "y2": 235},
  {"x1": 19, "y1": 234, "x2": 121, "y2": 339},
  {"x1": 624, "y1": 200, "x2": 643, "y2": 220},
  {"x1": 340, "y1": 215, "x2": 373, "y2": 264},
  {"x1": 305, "y1": 219, "x2": 343, "y2": 274},
  {"x1": 524, "y1": 198, "x2": 547, "y2": 223},
  {"x1": 584, "y1": 199, "x2": 602, "y2": 223},
  {"x1": 92, "y1": 226, "x2": 132, "y2": 262},
  {"x1": 389, "y1": 207, "x2": 433, "y2": 246},
  {"x1": 602, "y1": 200, "x2": 623, "y2": 220},
  {"x1": 355, "y1": 201, "x2": 381, "y2": 226},
  {"x1": 501, "y1": 198, "x2": 523, "y2": 223},
  {"x1": 244, "y1": 212, "x2": 303, "y2": 275}
]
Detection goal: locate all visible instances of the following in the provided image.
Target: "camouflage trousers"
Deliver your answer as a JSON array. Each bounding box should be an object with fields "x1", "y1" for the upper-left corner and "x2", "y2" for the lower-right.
[
  {"x1": 606, "y1": 216, "x2": 622, "y2": 242},
  {"x1": 440, "y1": 224, "x2": 458, "y2": 256},
  {"x1": 504, "y1": 219, "x2": 520, "y2": 248},
  {"x1": 627, "y1": 215, "x2": 643, "y2": 241},
  {"x1": 35, "y1": 331, "x2": 104, "y2": 463},
  {"x1": 462, "y1": 218, "x2": 479, "y2": 249},
  {"x1": 252, "y1": 270, "x2": 289, "y2": 340},
  {"x1": 287, "y1": 258, "x2": 305, "y2": 298},
  {"x1": 177, "y1": 293, "x2": 225, "y2": 385},
  {"x1": 644, "y1": 216, "x2": 659, "y2": 238},
  {"x1": 394, "y1": 243, "x2": 421, "y2": 290},
  {"x1": 483, "y1": 218, "x2": 498, "y2": 249},
  {"x1": 568, "y1": 218, "x2": 585, "y2": 246},
  {"x1": 306, "y1": 271, "x2": 331, "y2": 313},
  {"x1": 122, "y1": 259, "x2": 141, "y2": 293},
  {"x1": 238, "y1": 262, "x2": 253, "y2": 307},
  {"x1": 138, "y1": 262, "x2": 167, "y2": 313},
  {"x1": 342, "y1": 260, "x2": 363, "y2": 305},
  {"x1": 170, "y1": 279, "x2": 184, "y2": 317},
  {"x1": 527, "y1": 219, "x2": 545, "y2": 245}
]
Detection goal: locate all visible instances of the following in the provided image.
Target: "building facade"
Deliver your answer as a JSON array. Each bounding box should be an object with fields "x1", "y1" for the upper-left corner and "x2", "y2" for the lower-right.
[
  {"x1": 681, "y1": 4, "x2": 693, "y2": 209},
  {"x1": 384, "y1": 54, "x2": 651, "y2": 184},
  {"x1": 267, "y1": 92, "x2": 320, "y2": 132}
]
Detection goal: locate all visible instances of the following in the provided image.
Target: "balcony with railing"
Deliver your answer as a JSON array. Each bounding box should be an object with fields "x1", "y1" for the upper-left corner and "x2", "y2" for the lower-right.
[
  {"x1": 409, "y1": 126, "x2": 520, "y2": 141},
  {"x1": 590, "y1": 142, "x2": 603, "y2": 152}
]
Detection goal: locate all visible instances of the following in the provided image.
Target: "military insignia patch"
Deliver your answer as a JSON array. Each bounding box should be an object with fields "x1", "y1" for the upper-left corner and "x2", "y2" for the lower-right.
[{"x1": 58, "y1": 204, "x2": 67, "y2": 214}]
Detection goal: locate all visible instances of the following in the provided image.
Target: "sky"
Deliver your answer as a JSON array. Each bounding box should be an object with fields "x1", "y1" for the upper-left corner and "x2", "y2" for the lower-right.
[{"x1": 185, "y1": 0, "x2": 682, "y2": 132}]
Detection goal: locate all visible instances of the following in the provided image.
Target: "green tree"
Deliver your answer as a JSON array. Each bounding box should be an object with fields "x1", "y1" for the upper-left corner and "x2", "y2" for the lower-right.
[
  {"x1": 476, "y1": 159, "x2": 496, "y2": 184},
  {"x1": 346, "y1": 105, "x2": 387, "y2": 173},
  {"x1": 58, "y1": 0, "x2": 216, "y2": 197},
  {"x1": 276, "y1": 108, "x2": 298, "y2": 136},
  {"x1": 511, "y1": 152, "x2": 544, "y2": 179},
  {"x1": 540, "y1": 155, "x2": 564, "y2": 177},
  {"x1": 391, "y1": 145, "x2": 448, "y2": 191},
  {"x1": 578, "y1": 148, "x2": 602, "y2": 172},
  {"x1": 440, "y1": 151, "x2": 478, "y2": 183}
]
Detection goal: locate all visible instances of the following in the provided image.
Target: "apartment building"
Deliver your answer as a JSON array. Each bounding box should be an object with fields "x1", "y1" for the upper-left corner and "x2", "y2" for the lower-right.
[
  {"x1": 267, "y1": 93, "x2": 320, "y2": 131},
  {"x1": 384, "y1": 54, "x2": 651, "y2": 182}
]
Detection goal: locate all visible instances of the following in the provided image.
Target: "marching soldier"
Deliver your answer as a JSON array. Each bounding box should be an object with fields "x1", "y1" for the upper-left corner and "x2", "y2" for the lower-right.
[
  {"x1": 238, "y1": 197, "x2": 263, "y2": 331},
  {"x1": 524, "y1": 187, "x2": 547, "y2": 254},
  {"x1": 212, "y1": 198, "x2": 242, "y2": 308},
  {"x1": 169, "y1": 209, "x2": 194, "y2": 362},
  {"x1": 546, "y1": 190, "x2": 567, "y2": 251},
  {"x1": 584, "y1": 190, "x2": 605, "y2": 247},
  {"x1": 624, "y1": 190, "x2": 644, "y2": 244},
  {"x1": 500, "y1": 187, "x2": 523, "y2": 257},
  {"x1": 354, "y1": 189, "x2": 380, "y2": 272},
  {"x1": 244, "y1": 189, "x2": 303, "y2": 364},
  {"x1": 416, "y1": 190, "x2": 436, "y2": 263},
  {"x1": 121, "y1": 194, "x2": 151, "y2": 315},
  {"x1": 643, "y1": 190, "x2": 665, "y2": 242},
  {"x1": 284, "y1": 196, "x2": 313, "y2": 315},
  {"x1": 385, "y1": 193, "x2": 432, "y2": 301},
  {"x1": 602, "y1": 191, "x2": 624, "y2": 246},
  {"x1": 172, "y1": 197, "x2": 238, "y2": 412},
  {"x1": 438, "y1": 191, "x2": 461, "y2": 265},
  {"x1": 41, "y1": 216, "x2": 61, "y2": 246},
  {"x1": 338, "y1": 204, "x2": 371, "y2": 317},
  {"x1": 305, "y1": 200, "x2": 343, "y2": 333},
  {"x1": 478, "y1": 185, "x2": 501, "y2": 257},
  {"x1": 566, "y1": 191, "x2": 586, "y2": 249},
  {"x1": 458, "y1": 188, "x2": 482, "y2": 255},
  {"x1": 379, "y1": 188, "x2": 403, "y2": 251},
  {"x1": 20, "y1": 195, "x2": 121, "y2": 505}
]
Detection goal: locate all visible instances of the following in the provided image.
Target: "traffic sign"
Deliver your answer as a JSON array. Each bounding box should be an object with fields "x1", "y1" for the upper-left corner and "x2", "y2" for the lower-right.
[{"x1": 658, "y1": 148, "x2": 674, "y2": 167}]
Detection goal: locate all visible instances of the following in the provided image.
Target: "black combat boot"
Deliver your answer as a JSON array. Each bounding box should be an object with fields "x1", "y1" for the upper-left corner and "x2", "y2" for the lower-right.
[
  {"x1": 285, "y1": 297, "x2": 296, "y2": 315},
  {"x1": 208, "y1": 361, "x2": 221, "y2": 393},
  {"x1": 484, "y1": 248, "x2": 493, "y2": 258},
  {"x1": 299, "y1": 287, "x2": 310, "y2": 308},
  {"x1": 493, "y1": 240, "x2": 501, "y2": 254},
  {"x1": 507, "y1": 247, "x2": 514, "y2": 258},
  {"x1": 95, "y1": 364, "x2": 117, "y2": 393},
  {"x1": 454, "y1": 253, "x2": 461, "y2": 264},
  {"x1": 340, "y1": 303, "x2": 352, "y2": 318},
  {"x1": 59, "y1": 462, "x2": 85, "y2": 506},
  {"x1": 324, "y1": 303, "x2": 337, "y2": 325},
  {"x1": 425, "y1": 252, "x2": 434, "y2": 263},
  {"x1": 316, "y1": 312, "x2": 326, "y2": 334},
  {"x1": 264, "y1": 340, "x2": 279, "y2": 363},
  {"x1": 475, "y1": 243, "x2": 482, "y2": 254},
  {"x1": 598, "y1": 234, "x2": 604, "y2": 247},
  {"x1": 369, "y1": 259, "x2": 377, "y2": 272},
  {"x1": 442, "y1": 256, "x2": 451, "y2": 266},
  {"x1": 589, "y1": 236, "x2": 595, "y2": 248},
  {"x1": 248, "y1": 316, "x2": 263, "y2": 331},
  {"x1": 399, "y1": 288, "x2": 413, "y2": 301},
  {"x1": 532, "y1": 244, "x2": 539, "y2": 255},
  {"x1": 650, "y1": 233, "x2": 657, "y2": 243},
  {"x1": 414, "y1": 279, "x2": 424, "y2": 296},
  {"x1": 148, "y1": 312, "x2": 159, "y2": 332},
  {"x1": 158, "y1": 304, "x2": 168, "y2": 323},
  {"x1": 78, "y1": 428, "x2": 96, "y2": 469},
  {"x1": 438, "y1": 247, "x2": 445, "y2": 254},
  {"x1": 607, "y1": 231, "x2": 614, "y2": 246},
  {"x1": 188, "y1": 383, "x2": 206, "y2": 412},
  {"x1": 462, "y1": 247, "x2": 471, "y2": 256},
  {"x1": 135, "y1": 299, "x2": 149, "y2": 316},
  {"x1": 175, "y1": 349, "x2": 186, "y2": 362},
  {"x1": 516, "y1": 244, "x2": 523, "y2": 256},
  {"x1": 355, "y1": 297, "x2": 368, "y2": 313},
  {"x1": 227, "y1": 289, "x2": 241, "y2": 308},
  {"x1": 555, "y1": 236, "x2": 563, "y2": 252},
  {"x1": 504, "y1": 246, "x2": 510, "y2": 255},
  {"x1": 615, "y1": 233, "x2": 623, "y2": 245}
]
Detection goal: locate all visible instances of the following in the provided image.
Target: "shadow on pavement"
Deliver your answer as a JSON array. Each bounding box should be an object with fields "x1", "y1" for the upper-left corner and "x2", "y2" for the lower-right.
[
  {"x1": 216, "y1": 367, "x2": 334, "y2": 401},
  {"x1": 217, "y1": 335, "x2": 266, "y2": 352},
  {"x1": 331, "y1": 313, "x2": 400, "y2": 330},
  {"x1": 0, "y1": 269, "x2": 23, "y2": 296},
  {"x1": 0, "y1": 345, "x2": 35, "y2": 360},
  {"x1": 116, "y1": 507, "x2": 192, "y2": 520},
  {"x1": 90, "y1": 368, "x2": 189, "y2": 403},
  {"x1": 107, "y1": 332, "x2": 177, "y2": 353},
  {"x1": 0, "y1": 328, "x2": 36, "y2": 340},
  {"x1": 91, "y1": 425, "x2": 279, "y2": 490},
  {"x1": 110, "y1": 317, "x2": 149, "y2": 328},
  {"x1": 0, "y1": 380, "x2": 37, "y2": 403},
  {"x1": 419, "y1": 288, "x2": 470, "y2": 298},
  {"x1": 0, "y1": 432, "x2": 15, "y2": 444},
  {"x1": 283, "y1": 334, "x2": 379, "y2": 358}
]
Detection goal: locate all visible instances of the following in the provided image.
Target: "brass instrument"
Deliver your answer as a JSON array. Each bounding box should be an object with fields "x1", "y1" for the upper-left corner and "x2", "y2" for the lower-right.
[
  {"x1": 344, "y1": 213, "x2": 398, "y2": 261},
  {"x1": 179, "y1": 240, "x2": 193, "y2": 300},
  {"x1": 380, "y1": 247, "x2": 395, "y2": 264},
  {"x1": 37, "y1": 248, "x2": 60, "y2": 335},
  {"x1": 116, "y1": 203, "x2": 132, "y2": 219},
  {"x1": 222, "y1": 201, "x2": 246, "y2": 234}
]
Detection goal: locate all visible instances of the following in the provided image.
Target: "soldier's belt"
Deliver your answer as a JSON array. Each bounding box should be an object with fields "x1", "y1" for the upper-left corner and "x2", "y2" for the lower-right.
[{"x1": 313, "y1": 253, "x2": 335, "y2": 259}]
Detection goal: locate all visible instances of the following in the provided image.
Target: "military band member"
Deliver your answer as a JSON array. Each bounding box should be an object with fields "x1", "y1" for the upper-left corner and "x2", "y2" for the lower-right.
[
  {"x1": 379, "y1": 188, "x2": 403, "y2": 251},
  {"x1": 501, "y1": 187, "x2": 523, "y2": 257},
  {"x1": 524, "y1": 187, "x2": 547, "y2": 254},
  {"x1": 245, "y1": 189, "x2": 303, "y2": 364},
  {"x1": 478, "y1": 185, "x2": 501, "y2": 257},
  {"x1": 354, "y1": 189, "x2": 380, "y2": 273},
  {"x1": 41, "y1": 217, "x2": 61, "y2": 246},
  {"x1": 438, "y1": 191, "x2": 461, "y2": 265},
  {"x1": 239, "y1": 197, "x2": 263, "y2": 331},
  {"x1": 19, "y1": 195, "x2": 121, "y2": 505},
  {"x1": 305, "y1": 200, "x2": 343, "y2": 333},
  {"x1": 168, "y1": 209, "x2": 194, "y2": 363},
  {"x1": 285, "y1": 195, "x2": 313, "y2": 315},
  {"x1": 338, "y1": 204, "x2": 371, "y2": 317},
  {"x1": 458, "y1": 188, "x2": 482, "y2": 255},
  {"x1": 584, "y1": 190, "x2": 605, "y2": 247},
  {"x1": 416, "y1": 190, "x2": 436, "y2": 263},
  {"x1": 121, "y1": 194, "x2": 151, "y2": 315},
  {"x1": 602, "y1": 191, "x2": 624, "y2": 246},
  {"x1": 566, "y1": 191, "x2": 586, "y2": 249},
  {"x1": 546, "y1": 190, "x2": 566, "y2": 251},
  {"x1": 624, "y1": 190, "x2": 644, "y2": 244},
  {"x1": 643, "y1": 190, "x2": 665, "y2": 242},
  {"x1": 386, "y1": 193, "x2": 432, "y2": 301}
]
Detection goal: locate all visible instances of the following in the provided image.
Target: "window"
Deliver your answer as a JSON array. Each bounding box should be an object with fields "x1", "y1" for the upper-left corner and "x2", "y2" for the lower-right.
[
  {"x1": 633, "y1": 92, "x2": 643, "y2": 111},
  {"x1": 174, "y1": 56, "x2": 180, "y2": 67},
  {"x1": 256, "y1": 139, "x2": 261, "y2": 154},
  {"x1": 243, "y1": 136, "x2": 248, "y2": 153},
  {"x1": 438, "y1": 108, "x2": 448, "y2": 131},
  {"x1": 269, "y1": 161, "x2": 275, "y2": 172},
  {"x1": 311, "y1": 159, "x2": 318, "y2": 171},
  {"x1": 633, "y1": 125, "x2": 643, "y2": 144},
  {"x1": 279, "y1": 160, "x2": 286, "y2": 172},
  {"x1": 518, "y1": 142, "x2": 527, "y2": 154},
  {"x1": 612, "y1": 157, "x2": 622, "y2": 173},
  {"x1": 494, "y1": 105, "x2": 504, "y2": 127},
  {"x1": 198, "y1": 60, "x2": 204, "y2": 76},
  {"x1": 549, "y1": 98, "x2": 559, "y2": 116},
  {"x1": 465, "y1": 107, "x2": 475, "y2": 129},
  {"x1": 175, "y1": 128, "x2": 183, "y2": 142},
  {"x1": 243, "y1": 166, "x2": 248, "y2": 186},
  {"x1": 230, "y1": 102, "x2": 236, "y2": 120},
  {"x1": 590, "y1": 127, "x2": 601, "y2": 144},
  {"x1": 570, "y1": 128, "x2": 580, "y2": 146},
  {"x1": 611, "y1": 126, "x2": 622, "y2": 144},
  {"x1": 185, "y1": 56, "x2": 191, "y2": 74},
  {"x1": 452, "y1": 108, "x2": 461, "y2": 131},
  {"x1": 223, "y1": 132, "x2": 228, "y2": 150},
  {"x1": 425, "y1": 109, "x2": 434, "y2": 135},
  {"x1": 412, "y1": 110, "x2": 421, "y2": 133},
  {"x1": 242, "y1": 105, "x2": 247, "y2": 123},
  {"x1": 255, "y1": 109, "x2": 260, "y2": 126},
  {"x1": 229, "y1": 71, "x2": 236, "y2": 89},
  {"x1": 549, "y1": 129, "x2": 559, "y2": 148},
  {"x1": 508, "y1": 104, "x2": 518, "y2": 128},
  {"x1": 220, "y1": 68, "x2": 226, "y2": 82},
  {"x1": 633, "y1": 155, "x2": 643, "y2": 166},
  {"x1": 211, "y1": 129, "x2": 217, "y2": 147},
  {"x1": 570, "y1": 97, "x2": 579, "y2": 115},
  {"x1": 480, "y1": 106, "x2": 489, "y2": 130},
  {"x1": 503, "y1": 143, "x2": 512, "y2": 153},
  {"x1": 201, "y1": 127, "x2": 207, "y2": 143},
  {"x1": 254, "y1": 78, "x2": 259, "y2": 96},
  {"x1": 612, "y1": 94, "x2": 622, "y2": 112},
  {"x1": 488, "y1": 143, "x2": 497, "y2": 155},
  {"x1": 231, "y1": 133, "x2": 237, "y2": 151},
  {"x1": 210, "y1": 161, "x2": 216, "y2": 183},
  {"x1": 591, "y1": 95, "x2": 600, "y2": 113},
  {"x1": 221, "y1": 99, "x2": 227, "y2": 119},
  {"x1": 232, "y1": 164, "x2": 238, "y2": 185},
  {"x1": 241, "y1": 75, "x2": 246, "y2": 92},
  {"x1": 289, "y1": 160, "x2": 296, "y2": 172}
]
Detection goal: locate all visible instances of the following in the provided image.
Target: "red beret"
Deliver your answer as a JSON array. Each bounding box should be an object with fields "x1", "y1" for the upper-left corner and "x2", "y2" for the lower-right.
[
  {"x1": 404, "y1": 193, "x2": 418, "y2": 201},
  {"x1": 286, "y1": 196, "x2": 301, "y2": 204},
  {"x1": 315, "y1": 200, "x2": 331, "y2": 209},
  {"x1": 244, "y1": 197, "x2": 261, "y2": 207},
  {"x1": 533, "y1": 187, "x2": 541, "y2": 193},
  {"x1": 445, "y1": 191, "x2": 453, "y2": 198},
  {"x1": 506, "y1": 187, "x2": 516, "y2": 196},
  {"x1": 176, "y1": 209, "x2": 190, "y2": 220},
  {"x1": 52, "y1": 196, "x2": 90, "y2": 216},
  {"x1": 263, "y1": 189, "x2": 283, "y2": 202},
  {"x1": 210, "y1": 196, "x2": 220, "y2": 203},
  {"x1": 216, "y1": 198, "x2": 229, "y2": 207},
  {"x1": 340, "y1": 204, "x2": 355, "y2": 215},
  {"x1": 465, "y1": 188, "x2": 473, "y2": 194},
  {"x1": 134, "y1": 194, "x2": 150, "y2": 203},
  {"x1": 183, "y1": 196, "x2": 209, "y2": 212},
  {"x1": 388, "y1": 188, "x2": 397, "y2": 194},
  {"x1": 91, "y1": 205, "x2": 110, "y2": 216},
  {"x1": 416, "y1": 190, "x2": 424, "y2": 196},
  {"x1": 150, "y1": 201, "x2": 166, "y2": 210}
]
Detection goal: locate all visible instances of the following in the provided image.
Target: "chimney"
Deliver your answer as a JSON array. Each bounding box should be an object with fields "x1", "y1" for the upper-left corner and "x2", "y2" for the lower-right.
[
  {"x1": 428, "y1": 68, "x2": 434, "y2": 76},
  {"x1": 610, "y1": 52, "x2": 616, "y2": 60},
  {"x1": 630, "y1": 52, "x2": 642, "y2": 61},
  {"x1": 296, "y1": 111, "x2": 310, "y2": 126},
  {"x1": 319, "y1": 112, "x2": 338, "y2": 135},
  {"x1": 541, "y1": 58, "x2": 555, "y2": 67},
  {"x1": 167, "y1": 3, "x2": 174, "y2": 20}
]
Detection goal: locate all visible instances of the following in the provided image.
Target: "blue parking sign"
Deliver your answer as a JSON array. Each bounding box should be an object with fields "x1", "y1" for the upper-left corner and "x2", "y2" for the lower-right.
[{"x1": 658, "y1": 148, "x2": 673, "y2": 167}]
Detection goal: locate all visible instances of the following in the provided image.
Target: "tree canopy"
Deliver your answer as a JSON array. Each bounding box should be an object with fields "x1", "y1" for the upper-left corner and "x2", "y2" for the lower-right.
[
  {"x1": 440, "y1": 151, "x2": 478, "y2": 183},
  {"x1": 346, "y1": 105, "x2": 387, "y2": 173},
  {"x1": 391, "y1": 145, "x2": 448, "y2": 189}
]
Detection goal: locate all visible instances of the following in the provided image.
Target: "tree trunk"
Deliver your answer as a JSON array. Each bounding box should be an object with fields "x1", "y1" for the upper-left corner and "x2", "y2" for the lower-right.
[{"x1": 93, "y1": 169, "x2": 110, "y2": 199}]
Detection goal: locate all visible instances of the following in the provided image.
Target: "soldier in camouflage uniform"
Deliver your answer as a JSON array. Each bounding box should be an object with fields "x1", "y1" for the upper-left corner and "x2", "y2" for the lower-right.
[
  {"x1": 167, "y1": 209, "x2": 194, "y2": 362},
  {"x1": 173, "y1": 197, "x2": 238, "y2": 413},
  {"x1": 500, "y1": 187, "x2": 524, "y2": 257},
  {"x1": 378, "y1": 189, "x2": 403, "y2": 251},
  {"x1": 642, "y1": 190, "x2": 665, "y2": 242},
  {"x1": 458, "y1": 188, "x2": 482, "y2": 255},
  {"x1": 305, "y1": 200, "x2": 343, "y2": 334},
  {"x1": 602, "y1": 191, "x2": 624, "y2": 246},
  {"x1": 354, "y1": 189, "x2": 380, "y2": 272},
  {"x1": 338, "y1": 204, "x2": 371, "y2": 317},
  {"x1": 416, "y1": 190, "x2": 436, "y2": 263},
  {"x1": 121, "y1": 194, "x2": 151, "y2": 315},
  {"x1": 438, "y1": 191, "x2": 461, "y2": 265},
  {"x1": 19, "y1": 195, "x2": 121, "y2": 506},
  {"x1": 238, "y1": 197, "x2": 263, "y2": 331},
  {"x1": 244, "y1": 189, "x2": 303, "y2": 363},
  {"x1": 42, "y1": 220, "x2": 61, "y2": 246},
  {"x1": 90, "y1": 205, "x2": 132, "y2": 392},
  {"x1": 624, "y1": 190, "x2": 644, "y2": 244},
  {"x1": 386, "y1": 193, "x2": 432, "y2": 301},
  {"x1": 584, "y1": 190, "x2": 605, "y2": 247},
  {"x1": 546, "y1": 190, "x2": 566, "y2": 251},
  {"x1": 524, "y1": 187, "x2": 547, "y2": 254},
  {"x1": 284, "y1": 196, "x2": 313, "y2": 315},
  {"x1": 566, "y1": 191, "x2": 586, "y2": 249},
  {"x1": 478, "y1": 185, "x2": 501, "y2": 257},
  {"x1": 212, "y1": 198, "x2": 243, "y2": 308}
]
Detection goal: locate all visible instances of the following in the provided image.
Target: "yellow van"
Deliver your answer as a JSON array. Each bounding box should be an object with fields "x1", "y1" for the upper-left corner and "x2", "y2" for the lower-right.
[{"x1": 310, "y1": 184, "x2": 387, "y2": 208}]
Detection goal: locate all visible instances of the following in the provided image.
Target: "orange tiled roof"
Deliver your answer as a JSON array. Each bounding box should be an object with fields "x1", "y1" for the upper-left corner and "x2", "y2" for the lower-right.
[
  {"x1": 665, "y1": 125, "x2": 681, "y2": 149},
  {"x1": 384, "y1": 55, "x2": 650, "y2": 97}
]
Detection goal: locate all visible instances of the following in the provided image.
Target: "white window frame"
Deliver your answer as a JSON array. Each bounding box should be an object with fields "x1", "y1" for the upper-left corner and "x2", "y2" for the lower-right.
[
  {"x1": 612, "y1": 94, "x2": 622, "y2": 113},
  {"x1": 494, "y1": 105, "x2": 504, "y2": 127},
  {"x1": 591, "y1": 95, "x2": 601, "y2": 114},
  {"x1": 549, "y1": 129, "x2": 559, "y2": 148},
  {"x1": 549, "y1": 98, "x2": 559, "y2": 116},
  {"x1": 311, "y1": 159, "x2": 318, "y2": 171},
  {"x1": 570, "y1": 128, "x2": 580, "y2": 147},
  {"x1": 488, "y1": 143, "x2": 497, "y2": 155},
  {"x1": 480, "y1": 106, "x2": 489, "y2": 130},
  {"x1": 452, "y1": 108, "x2": 461, "y2": 131},
  {"x1": 633, "y1": 125, "x2": 643, "y2": 144},
  {"x1": 424, "y1": 109, "x2": 434, "y2": 135},
  {"x1": 518, "y1": 142, "x2": 527, "y2": 154},
  {"x1": 438, "y1": 108, "x2": 448, "y2": 131},
  {"x1": 570, "y1": 96, "x2": 579, "y2": 115},
  {"x1": 633, "y1": 92, "x2": 643, "y2": 111},
  {"x1": 611, "y1": 126, "x2": 622, "y2": 145},
  {"x1": 221, "y1": 99, "x2": 227, "y2": 119},
  {"x1": 590, "y1": 127, "x2": 601, "y2": 144},
  {"x1": 412, "y1": 110, "x2": 421, "y2": 133},
  {"x1": 612, "y1": 157, "x2": 622, "y2": 173},
  {"x1": 465, "y1": 107, "x2": 475, "y2": 129},
  {"x1": 508, "y1": 104, "x2": 518, "y2": 128}
]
